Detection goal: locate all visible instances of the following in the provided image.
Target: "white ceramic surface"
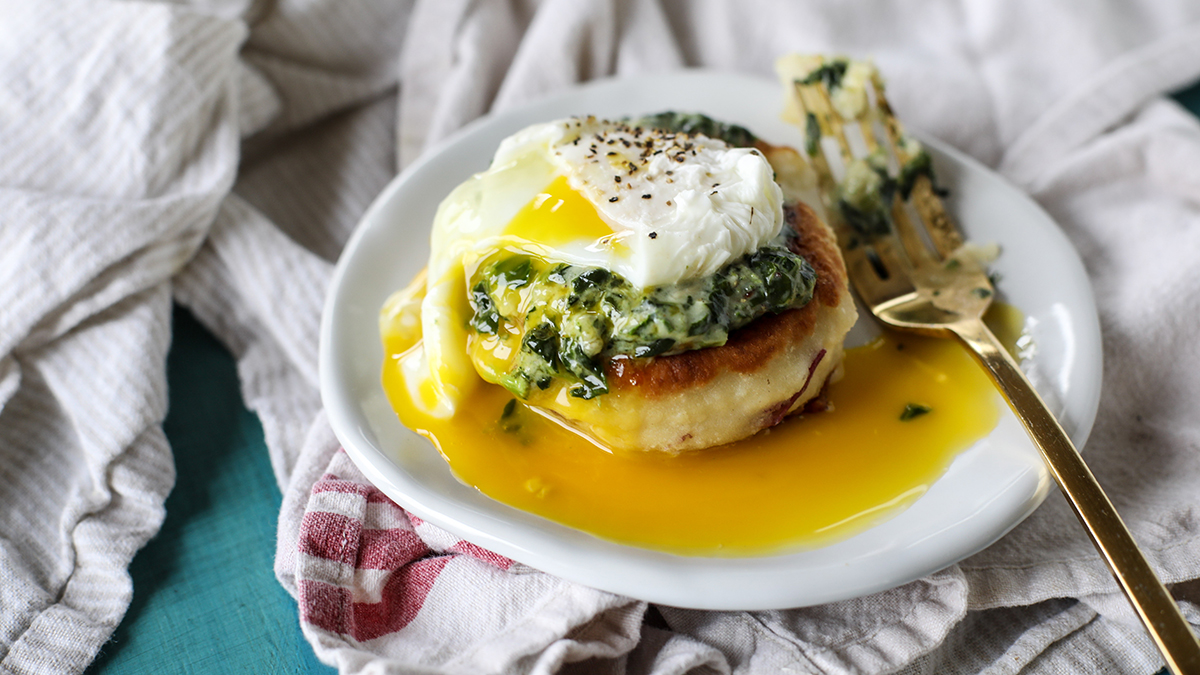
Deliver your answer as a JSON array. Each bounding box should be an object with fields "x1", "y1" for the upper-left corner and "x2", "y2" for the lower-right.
[{"x1": 319, "y1": 71, "x2": 1103, "y2": 610}]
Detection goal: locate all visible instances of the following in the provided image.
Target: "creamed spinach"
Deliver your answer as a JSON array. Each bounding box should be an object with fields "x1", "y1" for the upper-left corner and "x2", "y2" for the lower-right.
[{"x1": 468, "y1": 235, "x2": 816, "y2": 401}]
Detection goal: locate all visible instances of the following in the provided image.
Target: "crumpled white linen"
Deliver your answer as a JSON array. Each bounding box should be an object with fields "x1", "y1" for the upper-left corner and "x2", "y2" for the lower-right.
[
  {"x1": 0, "y1": 1, "x2": 243, "y2": 672},
  {"x1": 3, "y1": 0, "x2": 1200, "y2": 673}
]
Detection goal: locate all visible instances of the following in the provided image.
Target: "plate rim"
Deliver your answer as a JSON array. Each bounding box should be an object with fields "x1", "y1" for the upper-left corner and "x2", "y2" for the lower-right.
[{"x1": 319, "y1": 68, "x2": 1103, "y2": 610}]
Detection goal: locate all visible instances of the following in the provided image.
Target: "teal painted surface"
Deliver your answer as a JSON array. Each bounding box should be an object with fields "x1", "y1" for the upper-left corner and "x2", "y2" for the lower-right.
[
  {"x1": 1174, "y1": 79, "x2": 1200, "y2": 115},
  {"x1": 87, "y1": 307, "x2": 334, "y2": 674}
]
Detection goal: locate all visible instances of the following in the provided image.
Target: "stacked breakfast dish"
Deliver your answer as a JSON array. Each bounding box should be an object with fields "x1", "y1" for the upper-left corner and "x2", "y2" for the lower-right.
[
  {"x1": 381, "y1": 109, "x2": 856, "y2": 454},
  {"x1": 371, "y1": 56, "x2": 1013, "y2": 555}
]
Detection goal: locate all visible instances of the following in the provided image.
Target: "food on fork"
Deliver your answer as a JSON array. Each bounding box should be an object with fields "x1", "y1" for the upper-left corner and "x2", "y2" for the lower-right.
[
  {"x1": 778, "y1": 54, "x2": 1001, "y2": 305},
  {"x1": 777, "y1": 54, "x2": 963, "y2": 260},
  {"x1": 381, "y1": 113, "x2": 857, "y2": 454}
]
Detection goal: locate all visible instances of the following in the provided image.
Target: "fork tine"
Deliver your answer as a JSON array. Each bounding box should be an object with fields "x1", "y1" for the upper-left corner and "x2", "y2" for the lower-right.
[
  {"x1": 867, "y1": 231, "x2": 918, "y2": 287},
  {"x1": 868, "y1": 73, "x2": 963, "y2": 260},
  {"x1": 792, "y1": 82, "x2": 841, "y2": 202},
  {"x1": 909, "y1": 178, "x2": 962, "y2": 259},
  {"x1": 890, "y1": 199, "x2": 937, "y2": 268},
  {"x1": 839, "y1": 235, "x2": 916, "y2": 305},
  {"x1": 794, "y1": 81, "x2": 853, "y2": 176}
]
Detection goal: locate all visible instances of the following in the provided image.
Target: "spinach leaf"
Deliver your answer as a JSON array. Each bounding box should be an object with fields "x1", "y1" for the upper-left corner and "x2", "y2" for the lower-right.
[
  {"x1": 799, "y1": 59, "x2": 848, "y2": 90},
  {"x1": 631, "y1": 112, "x2": 758, "y2": 148},
  {"x1": 468, "y1": 280, "x2": 500, "y2": 334},
  {"x1": 899, "y1": 403, "x2": 932, "y2": 421}
]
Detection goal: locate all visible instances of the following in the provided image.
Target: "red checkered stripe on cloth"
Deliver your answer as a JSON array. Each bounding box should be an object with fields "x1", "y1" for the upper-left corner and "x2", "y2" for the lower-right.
[{"x1": 296, "y1": 449, "x2": 514, "y2": 643}]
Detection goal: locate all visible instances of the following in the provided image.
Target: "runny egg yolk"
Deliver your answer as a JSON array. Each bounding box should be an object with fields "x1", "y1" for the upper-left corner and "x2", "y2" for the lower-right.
[
  {"x1": 382, "y1": 327, "x2": 1009, "y2": 556},
  {"x1": 503, "y1": 176, "x2": 624, "y2": 251}
]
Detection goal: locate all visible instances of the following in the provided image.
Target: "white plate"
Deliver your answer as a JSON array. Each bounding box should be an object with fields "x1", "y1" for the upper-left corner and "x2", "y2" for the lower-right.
[{"x1": 320, "y1": 71, "x2": 1103, "y2": 610}]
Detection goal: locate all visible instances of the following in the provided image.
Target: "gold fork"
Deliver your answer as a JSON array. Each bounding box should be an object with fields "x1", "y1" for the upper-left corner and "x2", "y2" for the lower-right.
[{"x1": 784, "y1": 55, "x2": 1200, "y2": 675}]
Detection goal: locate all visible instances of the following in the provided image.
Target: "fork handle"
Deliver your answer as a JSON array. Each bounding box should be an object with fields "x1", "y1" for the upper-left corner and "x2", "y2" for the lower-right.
[{"x1": 950, "y1": 318, "x2": 1200, "y2": 675}]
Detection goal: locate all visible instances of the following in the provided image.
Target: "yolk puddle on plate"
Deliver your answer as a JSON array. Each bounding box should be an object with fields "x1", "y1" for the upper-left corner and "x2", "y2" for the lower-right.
[{"x1": 382, "y1": 322, "x2": 1012, "y2": 556}]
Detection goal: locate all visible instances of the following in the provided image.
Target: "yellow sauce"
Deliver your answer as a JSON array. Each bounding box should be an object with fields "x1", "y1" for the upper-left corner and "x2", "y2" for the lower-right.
[{"x1": 382, "y1": 324, "x2": 1009, "y2": 556}]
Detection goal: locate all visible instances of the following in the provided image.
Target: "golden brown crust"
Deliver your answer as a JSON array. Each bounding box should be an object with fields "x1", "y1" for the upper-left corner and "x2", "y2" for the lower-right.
[{"x1": 605, "y1": 201, "x2": 847, "y2": 396}]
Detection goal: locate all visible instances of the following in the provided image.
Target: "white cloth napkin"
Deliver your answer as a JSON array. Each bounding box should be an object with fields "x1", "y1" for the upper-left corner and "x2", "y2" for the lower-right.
[{"x1": 3, "y1": 1, "x2": 1200, "y2": 673}]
